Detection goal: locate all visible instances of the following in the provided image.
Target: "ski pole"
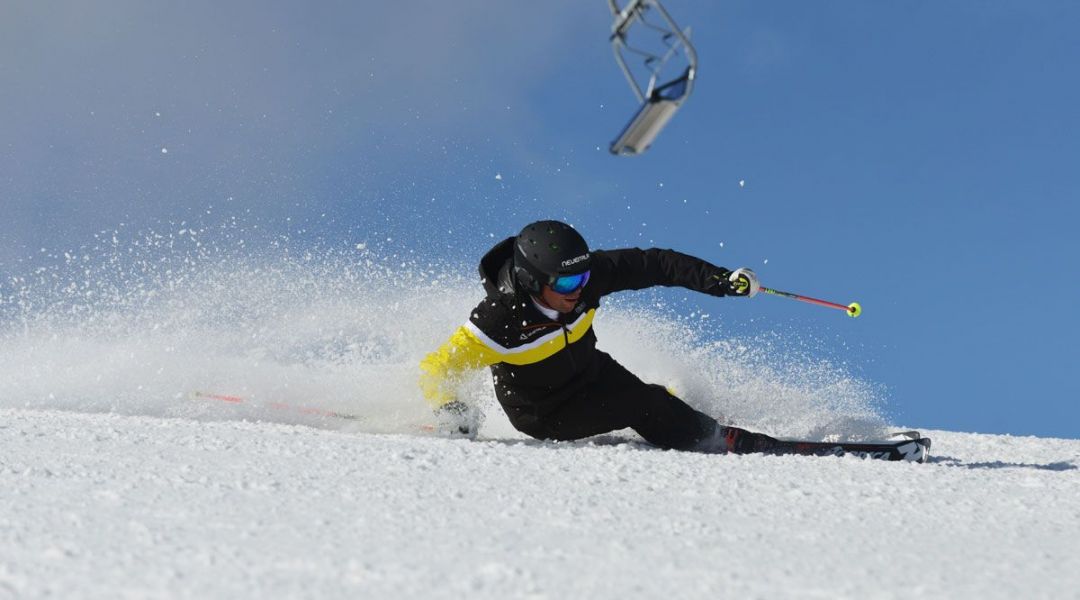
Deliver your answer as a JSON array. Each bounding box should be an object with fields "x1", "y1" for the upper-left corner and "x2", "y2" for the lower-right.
[
  {"x1": 191, "y1": 391, "x2": 365, "y2": 421},
  {"x1": 759, "y1": 286, "x2": 862, "y2": 318}
]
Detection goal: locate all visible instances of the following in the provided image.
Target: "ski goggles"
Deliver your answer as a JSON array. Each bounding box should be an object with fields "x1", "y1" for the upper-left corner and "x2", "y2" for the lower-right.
[{"x1": 550, "y1": 270, "x2": 590, "y2": 294}]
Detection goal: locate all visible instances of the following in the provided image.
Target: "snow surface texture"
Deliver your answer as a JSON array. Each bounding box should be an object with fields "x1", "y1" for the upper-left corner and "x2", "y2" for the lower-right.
[
  {"x1": 3, "y1": 233, "x2": 1078, "y2": 598},
  {"x1": 2, "y1": 410, "x2": 1079, "y2": 599}
]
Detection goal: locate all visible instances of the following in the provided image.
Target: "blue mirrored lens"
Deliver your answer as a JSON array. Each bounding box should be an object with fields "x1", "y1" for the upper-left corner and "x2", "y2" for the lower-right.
[{"x1": 551, "y1": 270, "x2": 590, "y2": 294}]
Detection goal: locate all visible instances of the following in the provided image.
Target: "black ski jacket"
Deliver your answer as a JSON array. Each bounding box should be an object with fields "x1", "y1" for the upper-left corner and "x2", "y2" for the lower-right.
[{"x1": 419, "y1": 237, "x2": 735, "y2": 415}]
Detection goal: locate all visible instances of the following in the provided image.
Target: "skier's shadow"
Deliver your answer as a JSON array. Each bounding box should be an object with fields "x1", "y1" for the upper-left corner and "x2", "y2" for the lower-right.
[
  {"x1": 928, "y1": 456, "x2": 1077, "y2": 471},
  {"x1": 477, "y1": 438, "x2": 1079, "y2": 470}
]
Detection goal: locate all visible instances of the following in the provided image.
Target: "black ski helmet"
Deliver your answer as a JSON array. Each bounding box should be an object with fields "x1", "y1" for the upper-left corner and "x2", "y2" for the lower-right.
[{"x1": 513, "y1": 220, "x2": 591, "y2": 294}]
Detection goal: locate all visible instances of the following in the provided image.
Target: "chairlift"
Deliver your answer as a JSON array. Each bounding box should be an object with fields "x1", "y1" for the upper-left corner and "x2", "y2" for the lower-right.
[{"x1": 607, "y1": 0, "x2": 698, "y2": 156}]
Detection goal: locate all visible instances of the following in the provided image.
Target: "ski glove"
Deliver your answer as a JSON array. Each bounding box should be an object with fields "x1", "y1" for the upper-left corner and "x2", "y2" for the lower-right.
[
  {"x1": 434, "y1": 400, "x2": 480, "y2": 439},
  {"x1": 713, "y1": 267, "x2": 760, "y2": 297},
  {"x1": 727, "y1": 268, "x2": 760, "y2": 297}
]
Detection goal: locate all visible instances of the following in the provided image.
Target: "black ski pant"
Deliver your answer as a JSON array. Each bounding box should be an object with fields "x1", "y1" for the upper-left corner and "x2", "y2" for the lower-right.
[{"x1": 504, "y1": 352, "x2": 719, "y2": 451}]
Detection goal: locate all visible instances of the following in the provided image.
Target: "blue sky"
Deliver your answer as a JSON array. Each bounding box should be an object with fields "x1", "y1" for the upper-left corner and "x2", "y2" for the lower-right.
[{"x1": 2, "y1": 1, "x2": 1077, "y2": 438}]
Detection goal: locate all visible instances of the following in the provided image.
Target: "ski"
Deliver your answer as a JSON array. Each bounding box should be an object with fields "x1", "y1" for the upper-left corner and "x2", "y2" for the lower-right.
[
  {"x1": 724, "y1": 427, "x2": 932, "y2": 463},
  {"x1": 772, "y1": 437, "x2": 931, "y2": 463}
]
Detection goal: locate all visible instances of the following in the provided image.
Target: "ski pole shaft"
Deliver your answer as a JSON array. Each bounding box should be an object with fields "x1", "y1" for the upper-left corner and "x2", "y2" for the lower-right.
[
  {"x1": 191, "y1": 391, "x2": 365, "y2": 421},
  {"x1": 760, "y1": 287, "x2": 862, "y2": 318}
]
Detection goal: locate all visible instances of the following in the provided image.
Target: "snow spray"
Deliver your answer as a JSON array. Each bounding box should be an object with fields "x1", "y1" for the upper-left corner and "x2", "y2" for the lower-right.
[{"x1": 0, "y1": 222, "x2": 888, "y2": 441}]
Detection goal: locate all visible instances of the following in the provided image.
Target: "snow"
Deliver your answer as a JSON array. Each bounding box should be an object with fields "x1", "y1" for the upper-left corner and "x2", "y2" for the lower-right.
[
  {"x1": 2, "y1": 243, "x2": 1078, "y2": 598},
  {"x1": 2, "y1": 408, "x2": 1078, "y2": 599}
]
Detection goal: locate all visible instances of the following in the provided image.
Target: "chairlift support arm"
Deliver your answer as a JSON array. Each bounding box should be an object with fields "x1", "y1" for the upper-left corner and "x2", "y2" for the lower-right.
[
  {"x1": 608, "y1": 0, "x2": 697, "y2": 104},
  {"x1": 607, "y1": 0, "x2": 699, "y2": 155}
]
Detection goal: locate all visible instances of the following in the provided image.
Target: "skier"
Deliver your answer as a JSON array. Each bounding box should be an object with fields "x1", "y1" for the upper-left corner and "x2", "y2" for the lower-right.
[{"x1": 419, "y1": 219, "x2": 771, "y2": 453}]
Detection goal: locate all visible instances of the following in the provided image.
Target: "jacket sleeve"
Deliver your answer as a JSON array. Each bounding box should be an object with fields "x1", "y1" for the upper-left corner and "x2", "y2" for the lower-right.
[
  {"x1": 418, "y1": 323, "x2": 503, "y2": 409},
  {"x1": 590, "y1": 248, "x2": 732, "y2": 297}
]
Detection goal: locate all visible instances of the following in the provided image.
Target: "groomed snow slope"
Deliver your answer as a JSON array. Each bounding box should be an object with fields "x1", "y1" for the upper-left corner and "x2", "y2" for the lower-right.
[{"x1": 2, "y1": 407, "x2": 1078, "y2": 600}]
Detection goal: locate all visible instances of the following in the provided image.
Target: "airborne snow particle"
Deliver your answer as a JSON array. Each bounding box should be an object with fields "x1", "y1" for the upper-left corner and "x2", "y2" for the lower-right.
[
  {"x1": 495, "y1": 173, "x2": 502, "y2": 180},
  {"x1": 161, "y1": 148, "x2": 168, "y2": 154},
  {"x1": 739, "y1": 180, "x2": 745, "y2": 187}
]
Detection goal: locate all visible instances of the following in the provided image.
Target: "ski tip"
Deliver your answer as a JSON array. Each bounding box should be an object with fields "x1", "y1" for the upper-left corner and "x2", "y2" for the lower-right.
[
  {"x1": 903, "y1": 437, "x2": 932, "y2": 463},
  {"x1": 887, "y1": 431, "x2": 932, "y2": 462}
]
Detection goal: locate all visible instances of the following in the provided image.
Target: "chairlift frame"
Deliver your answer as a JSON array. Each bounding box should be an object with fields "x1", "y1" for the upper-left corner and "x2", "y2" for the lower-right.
[{"x1": 607, "y1": 0, "x2": 698, "y2": 156}]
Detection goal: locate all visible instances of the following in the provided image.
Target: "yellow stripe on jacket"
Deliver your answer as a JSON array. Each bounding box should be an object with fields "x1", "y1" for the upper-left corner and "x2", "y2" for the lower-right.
[{"x1": 418, "y1": 309, "x2": 596, "y2": 408}]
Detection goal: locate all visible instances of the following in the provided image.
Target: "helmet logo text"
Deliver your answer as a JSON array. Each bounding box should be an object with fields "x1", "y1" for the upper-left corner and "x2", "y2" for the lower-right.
[{"x1": 561, "y1": 253, "x2": 589, "y2": 267}]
